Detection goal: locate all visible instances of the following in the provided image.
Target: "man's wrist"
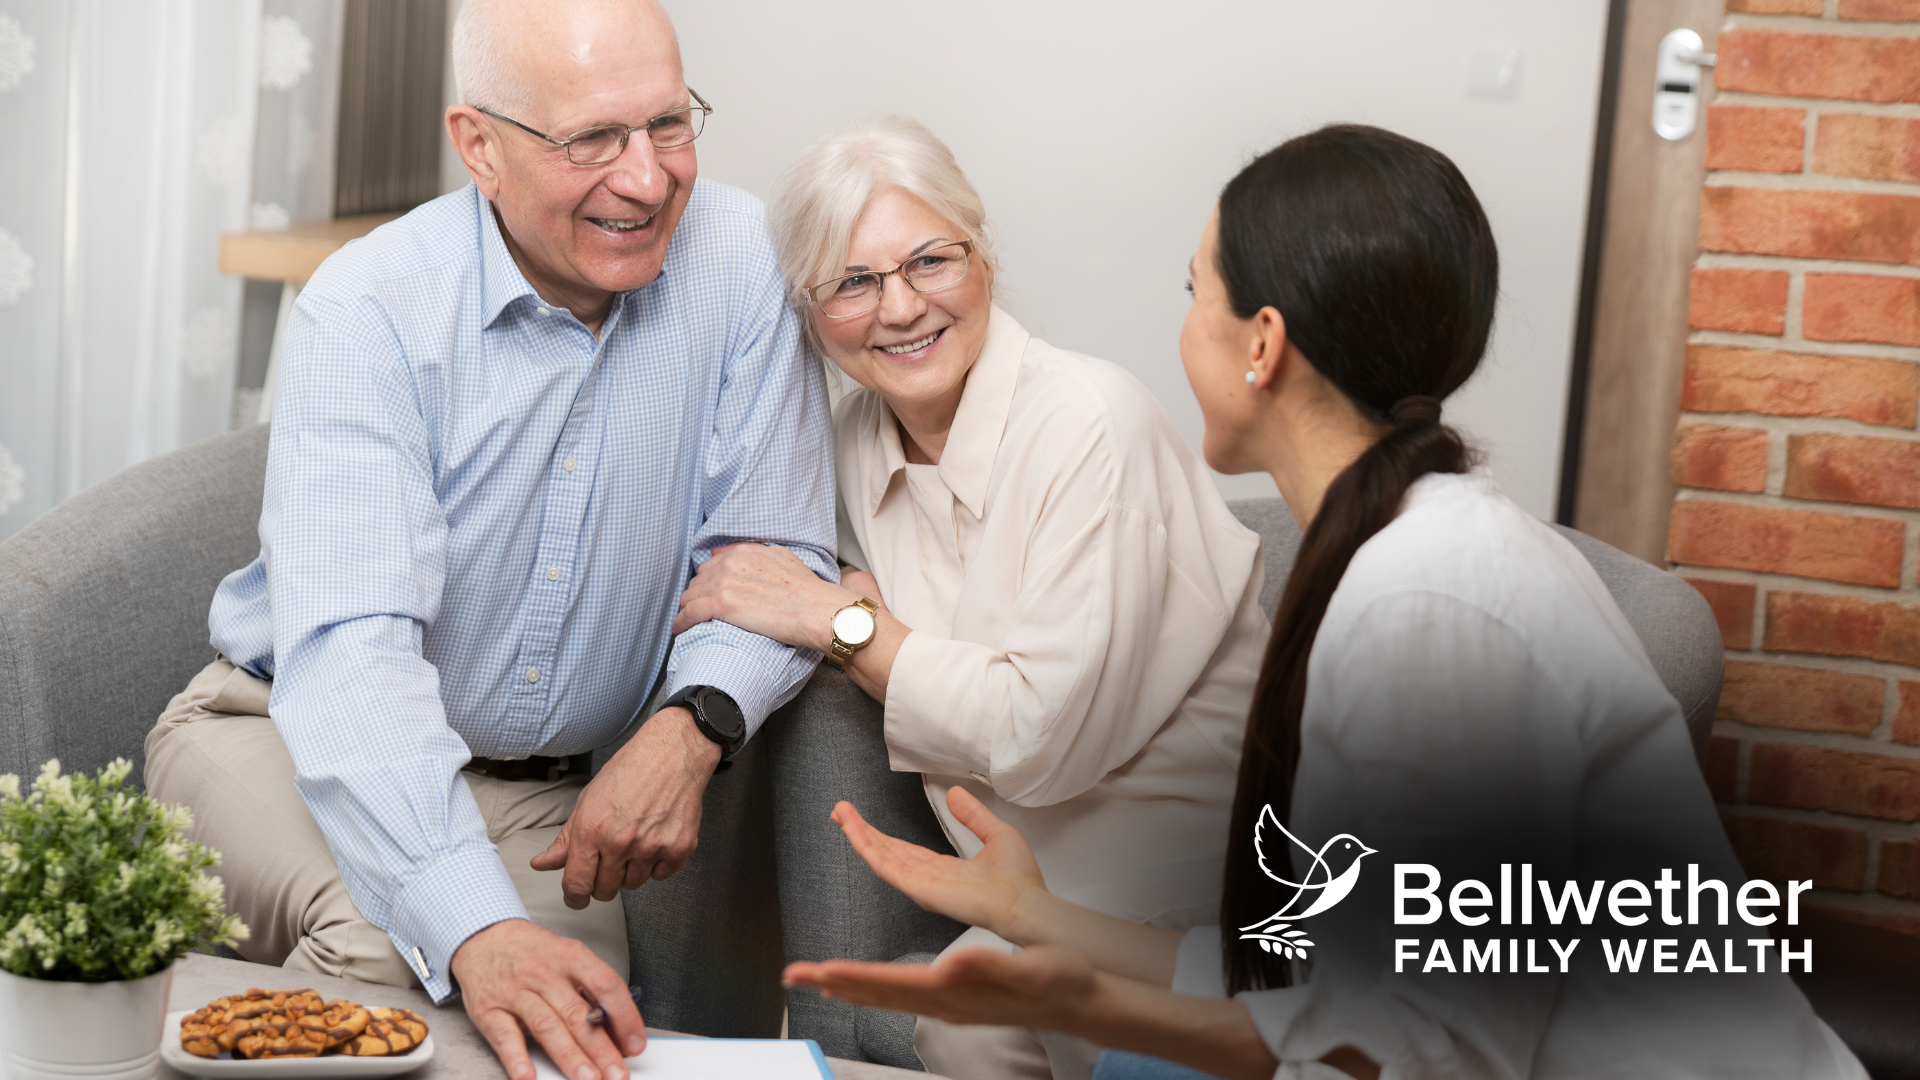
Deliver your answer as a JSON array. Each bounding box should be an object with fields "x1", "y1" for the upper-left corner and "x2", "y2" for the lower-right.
[{"x1": 656, "y1": 705, "x2": 723, "y2": 768}]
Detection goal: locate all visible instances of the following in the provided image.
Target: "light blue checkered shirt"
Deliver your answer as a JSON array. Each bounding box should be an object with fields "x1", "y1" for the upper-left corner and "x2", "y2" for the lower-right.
[{"x1": 208, "y1": 180, "x2": 835, "y2": 1002}]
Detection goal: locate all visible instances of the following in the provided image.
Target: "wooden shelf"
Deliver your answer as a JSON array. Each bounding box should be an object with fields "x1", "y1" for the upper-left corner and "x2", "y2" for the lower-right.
[{"x1": 219, "y1": 213, "x2": 401, "y2": 282}]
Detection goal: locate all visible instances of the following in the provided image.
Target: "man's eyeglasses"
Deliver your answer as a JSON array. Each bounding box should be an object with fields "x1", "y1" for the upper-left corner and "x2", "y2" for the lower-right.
[
  {"x1": 804, "y1": 240, "x2": 976, "y2": 319},
  {"x1": 476, "y1": 89, "x2": 712, "y2": 166}
]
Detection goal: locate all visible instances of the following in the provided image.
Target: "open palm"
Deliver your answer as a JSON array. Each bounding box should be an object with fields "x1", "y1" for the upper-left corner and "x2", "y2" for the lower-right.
[
  {"x1": 784, "y1": 944, "x2": 1095, "y2": 1031},
  {"x1": 833, "y1": 786, "x2": 1047, "y2": 944}
]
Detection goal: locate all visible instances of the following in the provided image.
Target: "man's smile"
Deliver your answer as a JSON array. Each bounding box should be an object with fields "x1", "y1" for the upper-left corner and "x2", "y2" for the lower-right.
[{"x1": 587, "y1": 214, "x2": 654, "y2": 234}]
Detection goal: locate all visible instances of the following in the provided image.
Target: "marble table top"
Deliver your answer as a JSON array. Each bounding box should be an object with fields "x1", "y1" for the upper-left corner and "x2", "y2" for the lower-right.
[{"x1": 161, "y1": 953, "x2": 938, "y2": 1080}]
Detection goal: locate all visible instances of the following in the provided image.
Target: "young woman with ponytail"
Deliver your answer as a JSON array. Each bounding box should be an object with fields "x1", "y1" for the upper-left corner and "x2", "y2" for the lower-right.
[{"x1": 785, "y1": 125, "x2": 1863, "y2": 1080}]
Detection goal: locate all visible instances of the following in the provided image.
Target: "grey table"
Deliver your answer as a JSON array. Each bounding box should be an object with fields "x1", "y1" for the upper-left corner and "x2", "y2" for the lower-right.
[{"x1": 160, "y1": 953, "x2": 940, "y2": 1080}]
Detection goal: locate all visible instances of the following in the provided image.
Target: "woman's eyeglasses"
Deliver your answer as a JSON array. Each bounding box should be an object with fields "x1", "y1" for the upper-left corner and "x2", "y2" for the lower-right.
[{"x1": 805, "y1": 240, "x2": 976, "y2": 319}]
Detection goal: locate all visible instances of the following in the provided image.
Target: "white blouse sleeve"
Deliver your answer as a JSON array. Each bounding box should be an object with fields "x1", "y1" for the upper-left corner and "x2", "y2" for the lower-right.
[
  {"x1": 880, "y1": 429, "x2": 1253, "y2": 809},
  {"x1": 1255, "y1": 591, "x2": 1587, "y2": 1080}
]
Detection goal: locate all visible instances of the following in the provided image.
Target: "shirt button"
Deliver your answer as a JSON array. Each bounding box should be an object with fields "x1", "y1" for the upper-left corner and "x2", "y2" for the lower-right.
[
  {"x1": 968, "y1": 771, "x2": 991, "y2": 786},
  {"x1": 546, "y1": 566, "x2": 559, "y2": 582},
  {"x1": 563, "y1": 457, "x2": 576, "y2": 472},
  {"x1": 525, "y1": 668, "x2": 541, "y2": 684},
  {"x1": 536, "y1": 306, "x2": 551, "y2": 317}
]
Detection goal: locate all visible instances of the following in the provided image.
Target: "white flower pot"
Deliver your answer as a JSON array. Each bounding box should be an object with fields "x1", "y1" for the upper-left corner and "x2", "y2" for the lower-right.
[{"x1": 0, "y1": 965, "x2": 174, "y2": 1080}]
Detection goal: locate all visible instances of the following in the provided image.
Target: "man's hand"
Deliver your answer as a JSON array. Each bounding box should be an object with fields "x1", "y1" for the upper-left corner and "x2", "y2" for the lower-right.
[
  {"x1": 531, "y1": 707, "x2": 720, "y2": 908},
  {"x1": 453, "y1": 919, "x2": 644, "y2": 1080}
]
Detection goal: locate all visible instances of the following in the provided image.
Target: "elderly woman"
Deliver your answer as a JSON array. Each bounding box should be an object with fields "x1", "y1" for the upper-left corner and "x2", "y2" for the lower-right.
[{"x1": 671, "y1": 116, "x2": 1269, "y2": 1079}]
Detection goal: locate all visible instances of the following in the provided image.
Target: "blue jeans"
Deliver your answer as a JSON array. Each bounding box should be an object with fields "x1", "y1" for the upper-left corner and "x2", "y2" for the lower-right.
[{"x1": 1092, "y1": 1048, "x2": 1226, "y2": 1080}]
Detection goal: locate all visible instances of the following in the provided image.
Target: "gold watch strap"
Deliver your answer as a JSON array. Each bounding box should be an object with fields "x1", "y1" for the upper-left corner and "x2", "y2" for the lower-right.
[{"x1": 826, "y1": 597, "x2": 879, "y2": 670}]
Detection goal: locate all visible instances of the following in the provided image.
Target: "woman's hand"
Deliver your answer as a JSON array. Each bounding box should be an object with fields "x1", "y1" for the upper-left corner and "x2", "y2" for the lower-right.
[
  {"x1": 784, "y1": 944, "x2": 1096, "y2": 1031},
  {"x1": 835, "y1": 787, "x2": 1048, "y2": 944},
  {"x1": 785, "y1": 947, "x2": 1313, "y2": 1080},
  {"x1": 672, "y1": 543, "x2": 855, "y2": 651}
]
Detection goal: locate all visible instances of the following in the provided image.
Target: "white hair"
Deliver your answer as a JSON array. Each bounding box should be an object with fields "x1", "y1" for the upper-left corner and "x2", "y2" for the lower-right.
[
  {"x1": 768, "y1": 116, "x2": 997, "y2": 303},
  {"x1": 451, "y1": 0, "x2": 535, "y2": 115}
]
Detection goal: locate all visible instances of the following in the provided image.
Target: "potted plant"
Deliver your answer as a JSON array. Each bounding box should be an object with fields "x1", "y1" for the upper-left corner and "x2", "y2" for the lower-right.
[{"x1": 0, "y1": 759, "x2": 246, "y2": 1080}]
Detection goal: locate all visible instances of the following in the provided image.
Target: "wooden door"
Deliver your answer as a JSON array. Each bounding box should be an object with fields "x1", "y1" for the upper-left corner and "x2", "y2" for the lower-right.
[{"x1": 1563, "y1": 0, "x2": 1724, "y2": 563}]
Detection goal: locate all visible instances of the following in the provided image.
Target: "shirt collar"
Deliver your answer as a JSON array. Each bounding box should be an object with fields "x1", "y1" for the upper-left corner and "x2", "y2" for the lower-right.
[
  {"x1": 478, "y1": 192, "x2": 541, "y2": 328},
  {"x1": 865, "y1": 304, "x2": 1029, "y2": 520}
]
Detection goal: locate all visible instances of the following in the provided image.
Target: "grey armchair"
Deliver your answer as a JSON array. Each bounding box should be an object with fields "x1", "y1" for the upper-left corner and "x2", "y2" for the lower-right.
[{"x1": 28, "y1": 426, "x2": 1906, "y2": 1075}]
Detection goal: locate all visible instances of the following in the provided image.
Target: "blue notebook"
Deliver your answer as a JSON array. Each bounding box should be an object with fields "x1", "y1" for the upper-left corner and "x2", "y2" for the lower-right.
[{"x1": 531, "y1": 1037, "x2": 833, "y2": 1079}]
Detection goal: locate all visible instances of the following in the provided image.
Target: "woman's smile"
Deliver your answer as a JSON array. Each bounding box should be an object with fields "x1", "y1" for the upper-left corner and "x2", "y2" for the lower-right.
[{"x1": 874, "y1": 326, "x2": 948, "y2": 359}]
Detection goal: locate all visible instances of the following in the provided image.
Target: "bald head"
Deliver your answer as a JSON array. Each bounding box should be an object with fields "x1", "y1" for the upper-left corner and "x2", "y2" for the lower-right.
[{"x1": 453, "y1": 0, "x2": 679, "y2": 120}]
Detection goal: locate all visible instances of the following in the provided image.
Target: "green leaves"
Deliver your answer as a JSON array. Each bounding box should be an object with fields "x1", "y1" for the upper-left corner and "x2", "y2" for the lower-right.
[{"x1": 0, "y1": 759, "x2": 247, "y2": 982}]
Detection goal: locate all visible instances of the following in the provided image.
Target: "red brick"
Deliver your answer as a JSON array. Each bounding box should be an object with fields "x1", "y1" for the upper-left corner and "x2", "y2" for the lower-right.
[
  {"x1": 1673, "y1": 423, "x2": 1770, "y2": 492},
  {"x1": 1896, "y1": 682, "x2": 1920, "y2": 745},
  {"x1": 1785, "y1": 432, "x2": 1920, "y2": 509},
  {"x1": 1682, "y1": 345, "x2": 1919, "y2": 427},
  {"x1": 1700, "y1": 187, "x2": 1920, "y2": 266},
  {"x1": 1731, "y1": 0, "x2": 1823, "y2": 10},
  {"x1": 1707, "y1": 735, "x2": 1741, "y2": 801},
  {"x1": 1749, "y1": 742, "x2": 1920, "y2": 821},
  {"x1": 1839, "y1": 0, "x2": 1920, "y2": 19},
  {"x1": 1804, "y1": 274, "x2": 1920, "y2": 349},
  {"x1": 1815, "y1": 113, "x2": 1920, "y2": 184},
  {"x1": 1721, "y1": 813, "x2": 1869, "y2": 889},
  {"x1": 1881, "y1": 838, "x2": 1920, "y2": 898},
  {"x1": 1707, "y1": 105, "x2": 1806, "y2": 174},
  {"x1": 1765, "y1": 592, "x2": 1920, "y2": 670},
  {"x1": 1686, "y1": 578, "x2": 1759, "y2": 649},
  {"x1": 1668, "y1": 500, "x2": 1905, "y2": 586},
  {"x1": 1717, "y1": 28, "x2": 1920, "y2": 104},
  {"x1": 1720, "y1": 659, "x2": 1887, "y2": 734},
  {"x1": 1689, "y1": 268, "x2": 1789, "y2": 335}
]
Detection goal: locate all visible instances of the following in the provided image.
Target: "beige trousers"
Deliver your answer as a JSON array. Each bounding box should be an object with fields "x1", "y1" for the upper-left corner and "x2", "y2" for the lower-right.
[
  {"x1": 912, "y1": 926, "x2": 1102, "y2": 1080},
  {"x1": 144, "y1": 659, "x2": 630, "y2": 989}
]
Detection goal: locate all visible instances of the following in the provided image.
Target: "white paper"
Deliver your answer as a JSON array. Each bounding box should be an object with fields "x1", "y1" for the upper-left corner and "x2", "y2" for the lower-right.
[{"x1": 530, "y1": 1038, "x2": 830, "y2": 1080}]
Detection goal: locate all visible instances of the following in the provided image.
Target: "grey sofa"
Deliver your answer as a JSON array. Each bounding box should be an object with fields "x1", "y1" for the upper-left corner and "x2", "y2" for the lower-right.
[{"x1": 21, "y1": 424, "x2": 1871, "y2": 1068}]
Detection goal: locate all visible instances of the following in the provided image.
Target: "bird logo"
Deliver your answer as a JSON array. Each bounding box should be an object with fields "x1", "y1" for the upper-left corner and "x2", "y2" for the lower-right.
[{"x1": 1238, "y1": 805, "x2": 1377, "y2": 959}]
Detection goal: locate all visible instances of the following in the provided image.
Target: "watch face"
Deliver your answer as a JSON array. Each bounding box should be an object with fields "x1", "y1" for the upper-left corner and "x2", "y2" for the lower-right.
[
  {"x1": 697, "y1": 688, "x2": 746, "y2": 740},
  {"x1": 832, "y1": 603, "x2": 876, "y2": 646}
]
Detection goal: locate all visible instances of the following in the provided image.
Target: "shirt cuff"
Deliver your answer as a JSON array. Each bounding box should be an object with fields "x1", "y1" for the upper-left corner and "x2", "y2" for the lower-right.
[
  {"x1": 385, "y1": 844, "x2": 529, "y2": 1003},
  {"x1": 880, "y1": 631, "x2": 993, "y2": 777},
  {"x1": 665, "y1": 640, "x2": 810, "y2": 740},
  {"x1": 1236, "y1": 984, "x2": 1315, "y2": 1062},
  {"x1": 1173, "y1": 926, "x2": 1227, "y2": 999}
]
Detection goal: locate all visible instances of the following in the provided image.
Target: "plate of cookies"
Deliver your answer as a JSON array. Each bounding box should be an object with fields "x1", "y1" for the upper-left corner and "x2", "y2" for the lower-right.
[{"x1": 160, "y1": 987, "x2": 433, "y2": 1077}]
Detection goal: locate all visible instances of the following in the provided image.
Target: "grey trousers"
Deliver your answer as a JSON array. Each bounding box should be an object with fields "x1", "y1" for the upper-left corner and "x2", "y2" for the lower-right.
[{"x1": 765, "y1": 667, "x2": 967, "y2": 1068}]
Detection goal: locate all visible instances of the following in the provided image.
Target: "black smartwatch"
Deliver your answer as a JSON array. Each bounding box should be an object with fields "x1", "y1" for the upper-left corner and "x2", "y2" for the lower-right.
[{"x1": 660, "y1": 685, "x2": 747, "y2": 765}]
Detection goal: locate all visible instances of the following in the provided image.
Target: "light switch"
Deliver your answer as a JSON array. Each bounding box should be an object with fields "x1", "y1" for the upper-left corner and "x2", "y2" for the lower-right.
[{"x1": 1468, "y1": 46, "x2": 1521, "y2": 97}]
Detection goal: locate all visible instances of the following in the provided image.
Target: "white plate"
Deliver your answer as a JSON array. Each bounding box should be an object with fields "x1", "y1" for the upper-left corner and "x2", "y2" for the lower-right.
[{"x1": 159, "y1": 1010, "x2": 434, "y2": 1078}]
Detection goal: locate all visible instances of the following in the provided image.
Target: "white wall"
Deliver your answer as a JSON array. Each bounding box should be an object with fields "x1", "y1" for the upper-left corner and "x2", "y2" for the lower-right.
[{"x1": 665, "y1": 0, "x2": 1610, "y2": 517}]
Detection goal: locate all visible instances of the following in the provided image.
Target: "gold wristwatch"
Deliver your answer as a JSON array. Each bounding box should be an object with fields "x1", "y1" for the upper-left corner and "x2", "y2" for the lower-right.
[{"x1": 827, "y1": 597, "x2": 879, "y2": 670}]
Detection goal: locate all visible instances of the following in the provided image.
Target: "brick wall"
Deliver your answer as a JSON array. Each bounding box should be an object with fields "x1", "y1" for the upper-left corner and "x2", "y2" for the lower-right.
[{"x1": 1672, "y1": 0, "x2": 1920, "y2": 934}]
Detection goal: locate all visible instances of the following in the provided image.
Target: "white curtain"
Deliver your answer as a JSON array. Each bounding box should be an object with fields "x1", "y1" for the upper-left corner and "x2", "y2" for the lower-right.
[{"x1": 0, "y1": 0, "x2": 342, "y2": 539}]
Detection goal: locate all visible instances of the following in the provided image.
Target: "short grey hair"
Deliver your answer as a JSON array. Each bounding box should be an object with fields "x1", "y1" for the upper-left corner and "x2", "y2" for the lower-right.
[
  {"x1": 768, "y1": 116, "x2": 997, "y2": 301},
  {"x1": 451, "y1": 0, "x2": 535, "y2": 116}
]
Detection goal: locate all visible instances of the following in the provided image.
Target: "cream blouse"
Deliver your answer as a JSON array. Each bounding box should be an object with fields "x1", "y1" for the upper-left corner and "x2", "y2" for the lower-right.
[{"x1": 835, "y1": 305, "x2": 1270, "y2": 926}]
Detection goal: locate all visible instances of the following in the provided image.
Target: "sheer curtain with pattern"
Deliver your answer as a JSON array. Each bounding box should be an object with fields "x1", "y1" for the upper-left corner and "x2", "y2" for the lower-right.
[{"x1": 0, "y1": 0, "x2": 342, "y2": 539}]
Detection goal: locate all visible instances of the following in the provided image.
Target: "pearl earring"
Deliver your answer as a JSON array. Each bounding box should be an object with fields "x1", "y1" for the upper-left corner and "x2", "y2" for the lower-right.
[{"x1": 1245, "y1": 370, "x2": 1257, "y2": 385}]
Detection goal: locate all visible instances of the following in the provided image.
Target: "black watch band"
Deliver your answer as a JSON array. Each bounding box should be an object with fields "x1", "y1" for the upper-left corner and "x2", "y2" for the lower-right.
[{"x1": 660, "y1": 685, "x2": 747, "y2": 763}]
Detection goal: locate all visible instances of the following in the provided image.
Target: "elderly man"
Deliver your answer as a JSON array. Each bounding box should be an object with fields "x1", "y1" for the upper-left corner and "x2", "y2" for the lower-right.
[{"x1": 142, "y1": 2, "x2": 832, "y2": 1078}]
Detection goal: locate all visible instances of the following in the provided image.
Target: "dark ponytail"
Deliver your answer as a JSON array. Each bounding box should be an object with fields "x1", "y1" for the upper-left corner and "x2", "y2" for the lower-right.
[{"x1": 1217, "y1": 125, "x2": 1499, "y2": 993}]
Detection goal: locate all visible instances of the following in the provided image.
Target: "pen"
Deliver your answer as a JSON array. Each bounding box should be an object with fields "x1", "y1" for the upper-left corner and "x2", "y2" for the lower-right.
[{"x1": 585, "y1": 985, "x2": 645, "y2": 1026}]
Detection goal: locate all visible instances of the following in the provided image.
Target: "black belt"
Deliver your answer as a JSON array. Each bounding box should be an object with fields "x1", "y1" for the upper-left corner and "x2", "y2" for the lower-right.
[{"x1": 464, "y1": 753, "x2": 592, "y2": 782}]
